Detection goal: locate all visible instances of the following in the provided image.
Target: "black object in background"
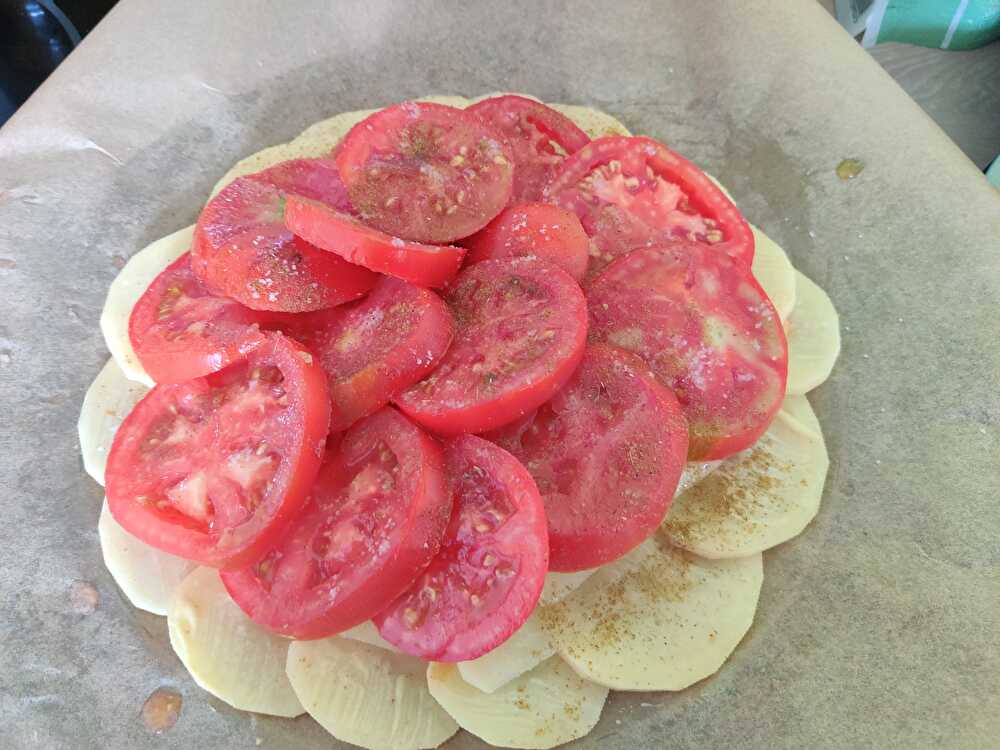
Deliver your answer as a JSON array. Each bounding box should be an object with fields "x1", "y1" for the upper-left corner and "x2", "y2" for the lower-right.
[{"x1": 0, "y1": 0, "x2": 118, "y2": 126}]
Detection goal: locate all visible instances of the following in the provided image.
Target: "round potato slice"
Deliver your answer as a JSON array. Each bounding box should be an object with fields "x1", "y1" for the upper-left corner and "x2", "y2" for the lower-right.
[
  {"x1": 168, "y1": 567, "x2": 303, "y2": 717},
  {"x1": 286, "y1": 638, "x2": 457, "y2": 750},
  {"x1": 661, "y1": 396, "x2": 828, "y2": 558},
  {"x1": 750, "y1": 224, "x2": 797, "y2": 321},
  {"x1": 78, "y1": 358, "x2": 149, "y2": 485},
  {"x1": 677, "y1": 460, "x2": 723, "y2": 496},
  {"x1": 99, "y1": 500, "x2": 194, "y2": 616},
  {"x1": 539, "y1": 569, "x2": 597, "y2": 607},
  {"x1": 540, "y1": 537, "x2": 762, "y2": 691},
  {"x1": 428, "y1": 657, "x2": 608, "y2": 749},
  {"x1": 550, "y1": 102, "x2": 632, "y2": 138},
  {"x1": 100, "y1": 225, "x2": 192, "y2": 386},
  {"x1": 457, "y1": 612, "x2": 555, "y2": 694},
  {"x1": 340, "y1": 620, "x2": 400, "y2": 653},
  {"x1": 786, "y1": 270, "x2": 841, "y2": 394}
]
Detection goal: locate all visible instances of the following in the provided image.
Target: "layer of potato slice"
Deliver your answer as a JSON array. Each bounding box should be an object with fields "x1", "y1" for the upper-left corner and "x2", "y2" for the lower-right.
[
  {"x1": 168, "y1": 567, "x2": 303, "y2": 717},
  {"x1": 78, "y1": 357, "x2": 149, "y2": 485},
  {"x1": 286, "y1": 637, "x2": 457, "y2": 750},
  {"x1": 661, "y1": 396, "x2": 828, "y2": 558},
  {"x1": 100, "y1": 225, "x2": 192, "y2": 386},
  {"x1": 750, "y1": 224, "x2": 797, "y2": 321},
  {"x1": 538, "y1": 569, "x2": 597, "y2": 607},
  {"x1": 99, "y1": 500, "x2": 194, "y2": 616},
  {"x1": 550, "y1": 102, "x2": 632, "y2": 138},
  {"x1": 540, "y1": 536, "x2": 762, "y2": 691},
  {"x1": 340, "y1": 620, "x2": 400, "y2": 653},
  {"x1": 786, "y1": 270, "x2": 841, "y2": 394},
  {"x1": 428, "y1": 656, "x2": 608, "y2": 749},
  {"x1": 457, "y1": 612, "x2": 556, "y2": 694}
]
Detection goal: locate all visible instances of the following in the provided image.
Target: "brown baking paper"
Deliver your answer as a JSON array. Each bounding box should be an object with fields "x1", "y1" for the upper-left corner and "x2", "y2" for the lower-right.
[{"x1": 1, "y1": 1, "x2": 998, "y2": 748}]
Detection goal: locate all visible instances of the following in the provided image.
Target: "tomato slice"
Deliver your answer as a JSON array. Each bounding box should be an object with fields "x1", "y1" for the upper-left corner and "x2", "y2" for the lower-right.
[
  {"x1": 394, "y1": 258, "x2": 587, "y2": 435},
  {"x1": 374, "y1": 434, "x2": 548, "y2": 661},
  {"x1": 192, "y1": 158, "x2": 378, "y2": 312},
  {"x1": 284, "y1": 195, "x2": 466, "y2": 287},
  {"x1": 128, "y1": 252, "x2": 275, "y2": 383},
  {"x1": 105, "y1": 334, "x2": 331, "y2": 568},
  {"x1": 486, "y1": 345, "x2": 688, "y2": 571},
  {"x1": 336, "y1": 102, "x2": 514, "y2": 243},
  {"x1": 220, "y1": 408, "x2": 451, "y2": 639},
  {"x1": 587, "y1": 242, "x2": 787, "y2": 460},
  {"x1": 466, "y1": 95, "x2": 590, "y2": 203},
  {"x1": 462, "y1": 203, "x2": 590, "y2": 282},
  {"x1": 544, "y1": 136, "x2": 754, "y2": 279},
  {"x1": 275, "y1": 276, "x2": 455, "y2": 432}
]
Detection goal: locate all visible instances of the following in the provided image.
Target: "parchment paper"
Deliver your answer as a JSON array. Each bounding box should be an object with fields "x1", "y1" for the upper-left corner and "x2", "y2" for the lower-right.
[{"x1": 1, "y1": 1, "x2": 997, "y2": 748}]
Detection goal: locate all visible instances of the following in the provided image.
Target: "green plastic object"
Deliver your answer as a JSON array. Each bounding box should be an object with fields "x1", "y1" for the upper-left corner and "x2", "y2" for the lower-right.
[{"x1": 844, "y1": 0, "x2": 1000, "y2": 50}]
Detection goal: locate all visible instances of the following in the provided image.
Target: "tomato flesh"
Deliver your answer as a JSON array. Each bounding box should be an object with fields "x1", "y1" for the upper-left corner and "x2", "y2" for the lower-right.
[
  {"x1": 462, "y1": 203, "x2": 590, "y2": 282},
  {"x1": 105, "y1": 334, "x2": 331, "y2": 568},
  {"x1": 544, "y1": 136, "x2": 754, "y2": 279},
  {"x1": 487, "y1": 345, "x2": 688, "y2": 571},
  {"x1": 587, "y1": 242, "x2": 787, "y2": 460},
  {"x1": 284, "y1": 195, "x2": 465, "y2": 287},
  {"x1": 275, "y1": 276, "x2": 455, "y2": 432},
  {"x1": 220, "y1": 408, "x2": 451, "y2": 638},
  {"x1": 466, "y1": 95, "x2": 589, "y2": 203},
  {"x1": 395, "y1": 258, "x2": 588, "y2": 435},
  {"x1": 374, "y1": 434, "x2": 548, "y2": 661},
  {"x1": 336, "y1": 102, "x2": 514, "y2": 243},
  {"x1": 192, "y1": 158, "x2": 378, "y2": 312}
]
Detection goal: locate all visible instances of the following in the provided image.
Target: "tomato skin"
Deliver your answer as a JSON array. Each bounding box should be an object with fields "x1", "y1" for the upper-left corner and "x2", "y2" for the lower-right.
[
  {"x1": 395, "y1": 258, "x2": 588, "y2": 435},
  {"x1": 105, "y1": 334, "x2": 331, "y2": 569},
  {"x1": 462, "y1": 203, "x2": 590, "y2": 282},
  {"x1": 336, "y1": 102, "x2": 514, "y2": 243},
  {"x1": 544, "y1": 136, "x2": 754, "y2": 279},
  {"x1": 587, "y1": 242, "x2": 787, "y2": 460},
  {"x1": 129, "y1": 253, "x2": 272, "y2": 383},
  {"x1": 192, "y1": 158, "x2": 378, "y2": 312},
  {"x1": 374, "y1": 434, "x2": 548, "y2": 661},
  {"x1": 284, "y1": 195, "x2": 466, "y2": 287},
  {"x1": 221, "y1": 408, "x2": 452, "y2": 639},
  {"x1": 486, "y1": 345, "x2": 688, "y2": 571},
  {"x1": 466, "y1": 95, "x2": 590, "y2": 203}
]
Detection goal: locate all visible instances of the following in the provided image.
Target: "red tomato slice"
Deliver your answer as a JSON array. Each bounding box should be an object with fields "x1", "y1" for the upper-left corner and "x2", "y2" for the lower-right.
[
  {"x1": 192, "y1": 158, "x2": 378, "y2": 312},
  {"x1": 486, "y1": 345, "x2": 688, "y2": 571},
  {"x1": 394, "y1": 258, "x2": 588, "y2": 435},
  {"x1": 544, "y1": 136, "x2": 754, "y2": 279},
  {"x1": 462, "y1": 203, "x2": 590, "y2": 282},
  {"x1": 466, "y1": 95, "x2": 590, "y2": 203},
  {"x1": 128, "y1": 252, "x2": 275, "y2": 383},
  {"x1": 587, "y1": 242, "x2": 787, "y2": 460},
  {"x1": 284, "y1": 195, "x2": 466, "y2": 287},
  {"x1": 336, "y1": 102, "x2": 514, "y2": 243},
  {"x1": 274, "y1": 276, "x2": 455, "y2": 432},
  {"x1": 374, "y1": 434, "x2": 548, "y2": 661},
  {"x1": 105, "y1": 334, "x2": 331, "y2": 568},
  {"x1": 220, "y1": 408, "x2": 451, "y2": 639}
]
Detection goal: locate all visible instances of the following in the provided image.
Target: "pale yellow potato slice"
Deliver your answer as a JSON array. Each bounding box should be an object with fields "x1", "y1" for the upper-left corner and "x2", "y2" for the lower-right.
[
  {"x1": 750, "y1": 224, "x2": 797, "y2": 321},
  {"x1": 99, "y1": 500, "x2": 194, "y2": 615},
  {"x1": 550, "y1": 102, "x2": 632, "y2": 138},
  {"x1": 538, "y1": 569, "x2": 596, "y2": 607},
  {"x1": 286, "y1": 637, "x2": 457, "y2": 750},
  {"x1": 786, "y1": 270, "x2": 841, "y2": 395},
  {"x1": 540, "y1": 537, "x2": 762, "y2": 691},
  {"x1": 100, "y1": 225, "x2": 192, "y2": 386},
  {"x1": 677, "y1": 460, "x2": 723, "y2": 495},
  {"x1": 168, "y1": 567, "x2": 303, "y2": 717},
  {"x1": 457, "y1": 612, "x2": 555, "y2": 694},
  {"x1": 428, "y1": 657, "x2": 608, "y2": 749},
  {"x1": 661, "y1": 397, "x2": 828, "y2": 558},
  {"x1": 78, "y1": 357, "x2": 149, "y2": 485},
  {"x1": 705, "y1": 172, "x2": 734, "y2": 201},
  {"x1": 340, "y1": 620, "x2": 400, "y2": 653}
]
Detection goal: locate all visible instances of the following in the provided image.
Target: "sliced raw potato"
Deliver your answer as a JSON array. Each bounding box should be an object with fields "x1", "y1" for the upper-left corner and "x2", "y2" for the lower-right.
[
  {"x1": 168, "y1": 567, "x2": 303, "y2": 717},
  {"x1": 428, "y1": 657, "x2": 608, "y2": 749},
  {"x1": 661, "y1": 397, "x2": 828, "y2": 558},
  {"x1": 550, "y1": 102, "x2": 632, "y2": 138},
  {"x1": 99, "y1": 500, "x2": 194, "y2": 615},
  {"x1": 779, "y1": 392, "x2": 822, "y2": 433},
  {"x1": 705, "y1": 172, "x2": 734, "y2": 201},
  {"x1": 677, "y1": 460, "x2": 723, "y2": 495},
  {"x1": 416, "y1": 94, "x2": 472, "y2": 108},
  {"x1": 286, "y1": 637, "x2": 457, "y2": 750},
  {"x1": 539, "y1": 569, "x2": 597, "y2": 607},
  {"x1": 786, "y1": 270, "x2": 841, "y2": 395},
  {"x1": 458, "y1": 612, "x2": 555, "y2": 694},
  {"x1": 78, "y1": 358, "x2": 149, "y2": 485},
  {"x1": 540, "y1": 537, "x2": 762, "y2": 691},
  {"x1": 100, "y1": 225, "x2": 193, "y2": 386},
  {"x1": 750, "y1": 224, "x2": 797, "y2": 321},
  {"x1": 340, "y1": 620, "x2": 400, "y2": 653}
]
